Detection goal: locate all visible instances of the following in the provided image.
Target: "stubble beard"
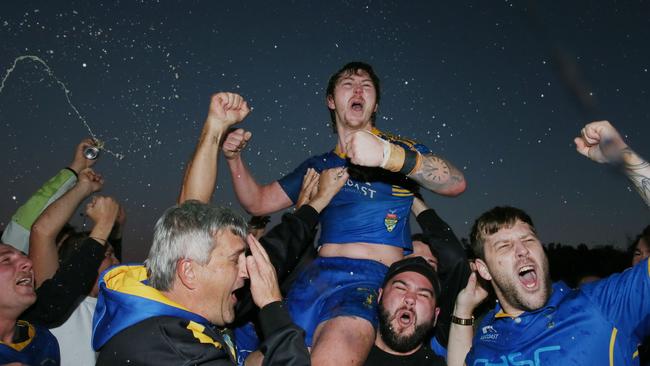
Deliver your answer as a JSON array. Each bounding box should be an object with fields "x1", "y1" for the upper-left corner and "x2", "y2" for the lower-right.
[{"x1": 493, "y1": 257, "x2": 552, "y2": 313}]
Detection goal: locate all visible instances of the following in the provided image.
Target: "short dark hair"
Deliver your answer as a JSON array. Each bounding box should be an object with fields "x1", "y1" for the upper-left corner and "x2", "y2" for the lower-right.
[
  {"x1": 248, "y1": 215, "x2": 271, "y2": 229},
  {"x1": 629, "y1": 224, "x2": 650, "y2": 258},
  {"x1": 326, "y1": 62, "x2": 381, "y2": 132},
  {"x1": 58, "y1": 231, "x2": 89, "y2": 264},
  {"x1": 637, "y1": 225, "x2": 650, "y2": 246},
  {"x1": 470, "y1": 206, "x2": 536, "y2": 260}
]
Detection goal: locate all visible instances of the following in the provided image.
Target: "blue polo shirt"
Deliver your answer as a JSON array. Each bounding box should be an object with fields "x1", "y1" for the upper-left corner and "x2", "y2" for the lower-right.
[
  {"x1": 278, "y1": 128, "x2": 430, "y2": 249},
  {"x1": 467, "y1": 258, "x2": 650, "y2": 366}
]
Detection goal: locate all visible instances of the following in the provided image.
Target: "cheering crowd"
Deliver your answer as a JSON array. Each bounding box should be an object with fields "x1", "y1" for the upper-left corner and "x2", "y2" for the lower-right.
[{"x1": 1, "y1": 62, "x2": 649, "y2": 366}]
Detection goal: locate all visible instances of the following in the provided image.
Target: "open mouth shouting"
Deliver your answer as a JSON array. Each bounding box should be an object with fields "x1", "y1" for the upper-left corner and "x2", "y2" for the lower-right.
[
  {"x1": 518, "y1": 264, "x2": 538, "y2": 290},
  {"x1": 350, "y1": 98, "x2": 365, "y2": 112},
  {"x1": 232, "y1": 280, "x2": 250, "y2": 306},
  {"x1": 394, "y1": 308, "x2": 416, "y2": 331}
]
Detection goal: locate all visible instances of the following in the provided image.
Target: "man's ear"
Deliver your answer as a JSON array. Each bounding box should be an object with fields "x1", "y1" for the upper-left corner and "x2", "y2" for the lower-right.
[
  {"x1": 326, "y1": 94, "x2": 335, "y2": 110},
  {"x1": 377, "y1": 287, "x2": 383, "y2": 303},
  {"x1": 431, "y1": 306, "x2": 441, "y2": 327},
  {"x1": 177, "y1": 258, "x2": 197, "y2": 290},
  {"x1": 475, "y1": 258, "x2": 493, "y2": 282}
]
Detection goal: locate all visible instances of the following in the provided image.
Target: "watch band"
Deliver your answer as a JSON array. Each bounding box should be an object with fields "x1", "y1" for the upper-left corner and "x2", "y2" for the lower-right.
[{"x1": 451, "y1": 315, "x2": 474, "y2": 326}]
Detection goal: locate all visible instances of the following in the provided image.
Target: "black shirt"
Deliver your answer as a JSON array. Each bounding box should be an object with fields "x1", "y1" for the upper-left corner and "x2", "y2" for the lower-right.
[{"x1": 364, "y1": 344, "x2": 446, "y2": 366}]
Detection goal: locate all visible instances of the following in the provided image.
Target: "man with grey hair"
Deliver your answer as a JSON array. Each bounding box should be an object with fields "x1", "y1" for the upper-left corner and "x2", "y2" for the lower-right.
[
  {"x1": 92, "y1": 199, "x2": 319, "y2": 365},
  {"x1": 91, "y1": 89, "x2": 346, "y2": 365}
]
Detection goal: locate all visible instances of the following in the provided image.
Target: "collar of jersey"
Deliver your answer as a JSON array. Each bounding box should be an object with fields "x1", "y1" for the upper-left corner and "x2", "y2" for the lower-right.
[
  {"x1": 0, "y1": 320, "x2": 34, "y2": 351},
  {"x1": 493, "y1": 281, "x2": 566, "y2": 319}
]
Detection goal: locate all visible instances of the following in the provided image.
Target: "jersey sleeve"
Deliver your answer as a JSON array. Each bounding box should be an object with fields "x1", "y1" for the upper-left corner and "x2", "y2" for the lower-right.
[
  {"x1": 581, "y1": 257, "x2": 650, "y2": 341},
  {"x1": 411, "y1": 141, "x2": 432, "y2": 155},
  {"x1": 2, "y1": 168, "x2": 77, "y2": 253},
  {"x1": 382, "y1": 130, "x2": 432, "y2": 155},
  {"x1": 277, "y1": 158, "x2": 313, "y2": 203}
]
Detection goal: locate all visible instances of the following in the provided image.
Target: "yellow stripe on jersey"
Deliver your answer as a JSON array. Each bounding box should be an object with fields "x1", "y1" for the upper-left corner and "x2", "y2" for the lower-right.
[
  {"x1": 609, "y1": 327, "x2": 618, "y2": 366},
  {"x1": 392, "y1": 186, "x2": 413, "y2": 197},
  {"x1": 392, "y1": 186, "x2": 411, "y2": 192}
]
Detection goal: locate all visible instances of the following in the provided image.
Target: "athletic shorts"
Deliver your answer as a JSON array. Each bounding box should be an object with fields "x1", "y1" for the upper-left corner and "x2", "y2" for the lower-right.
[
  {"x1": 234, "y1": 322, "x2": 259, "y2": 366},
  {"x1": 285, "y1": 256, "x2": 388, "y2": 346}
]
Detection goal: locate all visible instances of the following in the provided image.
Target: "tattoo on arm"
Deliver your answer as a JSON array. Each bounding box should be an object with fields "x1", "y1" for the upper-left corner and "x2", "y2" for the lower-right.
[
  {"x1": 621, "y1": 148, "x2": 650, "y2": 207},
  {"x1": 409, "y1": 153, "x2": 465, "y2": 195},
  {"x1": 422, "y1": 156, "x2": 450, "y2": 182}
]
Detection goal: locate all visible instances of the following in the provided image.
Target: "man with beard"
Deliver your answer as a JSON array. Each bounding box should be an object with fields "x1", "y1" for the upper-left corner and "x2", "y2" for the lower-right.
[
  {"x1": 364, "y1": 256, "x2": 446, "y2": 366},
  {"x1": 446, "y1": 206, "x2": 650, "y2": 366}
]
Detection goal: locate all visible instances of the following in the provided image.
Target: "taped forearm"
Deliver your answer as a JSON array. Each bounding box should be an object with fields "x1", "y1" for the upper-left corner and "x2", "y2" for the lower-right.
[{"x1": 380, "y1": 140, "x2": 422, "y2": 175}]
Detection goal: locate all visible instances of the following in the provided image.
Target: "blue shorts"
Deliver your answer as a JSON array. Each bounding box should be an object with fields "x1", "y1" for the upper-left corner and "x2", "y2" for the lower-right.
[
  {"x1": 285, "y1": 256, "x2": 388, "y2": 346},
  {"x1": 234, "y1": 322, "x2": 259, "y2": 366}
]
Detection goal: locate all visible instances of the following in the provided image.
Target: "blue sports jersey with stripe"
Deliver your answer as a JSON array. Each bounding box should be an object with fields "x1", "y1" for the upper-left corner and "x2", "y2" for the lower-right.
[
  {"x1": 0, "y1": 321, "x2": 59, "y2": 365},
  {"x1": 466, "y1": 258, "x2": 650, "y2": 366},
  {"x1": 278, "y1": 128, "x2": 431, "y2": 249}
]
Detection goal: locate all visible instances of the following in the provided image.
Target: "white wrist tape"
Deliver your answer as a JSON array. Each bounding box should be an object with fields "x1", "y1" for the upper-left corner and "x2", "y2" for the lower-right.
[{"x1": 380, "y1": 138, "x2": 391, "y2": 169}]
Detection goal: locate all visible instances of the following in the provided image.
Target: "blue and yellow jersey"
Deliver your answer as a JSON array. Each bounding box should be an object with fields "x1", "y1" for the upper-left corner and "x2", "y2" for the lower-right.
[
  {"x1": 467, "y1": 258, "x2": 650, "y2": 366},
  {"x1": 278, "y1": 128, "x2": 431, "y2": 249},
  {"x1": 0, "y1": 320, "x2": 59, "y2": 365}
]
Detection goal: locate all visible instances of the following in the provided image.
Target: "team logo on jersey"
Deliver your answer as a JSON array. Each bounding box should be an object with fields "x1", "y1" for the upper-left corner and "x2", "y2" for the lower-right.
[
  {"x1": 384, "y1": 210, "x2": 399, "y2": 232},
  {"x1": 480, "y1": 325, "x2": 499, "y2": 341}
]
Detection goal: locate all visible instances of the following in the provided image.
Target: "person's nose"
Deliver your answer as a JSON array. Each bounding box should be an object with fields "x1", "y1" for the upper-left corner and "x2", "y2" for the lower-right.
[
  {"x1": 403, "y1": 291, "x2": 416, "y2": 306},
  {"x1": 514, "y1": 240, "x2": 530, "y2": 258},
  {"x1": 18, "y1": 255, "x2": 33, "y2": 272},
  {"x1": 238, "y1": 253, "x2": 249, "y2": 280}
]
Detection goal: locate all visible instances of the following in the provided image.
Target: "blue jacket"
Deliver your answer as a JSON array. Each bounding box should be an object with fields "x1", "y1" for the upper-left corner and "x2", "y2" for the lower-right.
[{"x1": 92, "y1": 264, "x2": 211, "y2": 351}]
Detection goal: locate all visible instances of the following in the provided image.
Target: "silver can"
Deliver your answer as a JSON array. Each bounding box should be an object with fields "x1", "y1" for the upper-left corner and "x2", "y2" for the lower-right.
[{"x1": 84, "y1": 145, "x2": 100, "y2": 160}]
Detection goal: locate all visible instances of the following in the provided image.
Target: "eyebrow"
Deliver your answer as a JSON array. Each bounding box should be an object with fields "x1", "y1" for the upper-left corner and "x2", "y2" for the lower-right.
[
  {"x1": 339, "y1": 76, "x2": 372, "y2": 83},
  {"x1": 491, "y1": 239, "x2": 511, "y2": 247},
  {"x1": 229, "y1": 247, "x2": 246, "y2": 259},
  {"x1": 392, "y1": 279, "x2": 435, "y2": 296},
  {"x1": 0, "y1": 249, "x2": 15, "y2": 256},
  {"x1": 418, "y1": 287, "x2": 435, "y2": 297}
]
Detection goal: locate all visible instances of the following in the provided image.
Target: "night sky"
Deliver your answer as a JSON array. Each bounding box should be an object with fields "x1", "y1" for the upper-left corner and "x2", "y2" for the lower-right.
[{"x1": 1, "y1": 1, "x2": 648, "y2": 261}]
